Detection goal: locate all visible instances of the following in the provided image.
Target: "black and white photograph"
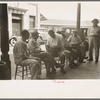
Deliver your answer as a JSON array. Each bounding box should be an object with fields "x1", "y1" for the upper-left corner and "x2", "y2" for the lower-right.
[{"x1": 1, "y1": 1, "x2": 100, "y2": 98}]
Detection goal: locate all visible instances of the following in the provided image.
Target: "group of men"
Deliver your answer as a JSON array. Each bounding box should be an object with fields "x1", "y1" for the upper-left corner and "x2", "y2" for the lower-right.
[{"x1": 13, "y1": 18, "x2": 100, "y2": 79}]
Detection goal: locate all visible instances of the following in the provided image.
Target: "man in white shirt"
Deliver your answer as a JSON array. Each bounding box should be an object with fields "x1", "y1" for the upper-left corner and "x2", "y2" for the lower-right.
[
  {"x1": 47, "y1": 30, "x2": 71, "y2": 74},
  {"x1": 67, "y1": 30, "x2": 82, "y2": 45},
  {"x1": 87, "y1": 19, "x2": 100, "y2": 62},
  {"x1": 67, "y1": 30, "x2": 86, "y2": 63}
]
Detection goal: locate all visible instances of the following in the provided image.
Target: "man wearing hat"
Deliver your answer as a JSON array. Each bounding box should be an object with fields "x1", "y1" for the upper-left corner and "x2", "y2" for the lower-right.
[
  {"x1": 27, "y1": 31, "x2": 63, "y2": 79},
  {"x1": 87, "y1": 18, "x2": 100, "y2": 62},
  {"x1": 47, "y1": 30, "x2": 71, "y2": 73},
  {"x1": 67, "y1": 30, "x2": 84, "y2": 62}
]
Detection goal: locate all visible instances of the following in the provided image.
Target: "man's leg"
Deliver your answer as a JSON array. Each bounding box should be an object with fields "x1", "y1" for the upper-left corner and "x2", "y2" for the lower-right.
[
  {"x1": 40, "y1": 51, "x2": 63, "y2": 68},
  {"x1": 63, "y1": 49, "x2": 73, "y2": 65},
  {"x1": 20, "y1": 59, "x2": 40, "y2": 79},
  {"x1": 88, "y1": 37, "x2": 93, "y2": 60},
  {"x1": 93, "y1": 37, "x2": 99, "y2": 62},
  {"x1": 38, "y1": 52, "x2": 54, "y2": 78},
  {"x1": 29, "y1": 56, "x2": 42, "y2": 78},
  {"x1": 80, "y1": 45, "x2": 86, "y2": 63},
  {"x1": 58, "y1": 51, "x2": 66, "y2": 74}
]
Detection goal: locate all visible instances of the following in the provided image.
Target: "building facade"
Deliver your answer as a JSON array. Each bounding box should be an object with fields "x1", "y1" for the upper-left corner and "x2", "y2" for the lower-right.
[{"x1": 8, "y1": 3, "x2": 40, "y2": 37}]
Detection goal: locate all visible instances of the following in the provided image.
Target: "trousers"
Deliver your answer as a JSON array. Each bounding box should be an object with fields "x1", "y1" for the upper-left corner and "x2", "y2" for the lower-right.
[
  {"x1": 19, "y1": 59, "x2": 40, "y2": 79},
  {"x1": 49, "y1": 48, "x2": 71, "y2": 65},
  {"x1": 33, "y1": 51, "x2": 57, "y2": 72},
  {"x1": 88, "y1": 37, "x2": 100, "y2": 60}
]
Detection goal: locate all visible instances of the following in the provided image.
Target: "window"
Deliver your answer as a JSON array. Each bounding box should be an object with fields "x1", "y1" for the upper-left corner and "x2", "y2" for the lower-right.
[{"x1": 29, "y1": 16, "x2": 35, "y2": 29}]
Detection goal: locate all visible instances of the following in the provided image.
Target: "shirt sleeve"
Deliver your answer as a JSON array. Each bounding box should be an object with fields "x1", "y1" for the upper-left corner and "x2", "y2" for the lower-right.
[
  {"x1": 87, "y1": 28, "x2": 90, "y2": 36},
  {"x1": 67, "y1": 35, "x2": 71, "y2": 42},
  {"x1": 46, "y1": 38, "x2": 50, "y2": 46},
  {"x1": 78, "y1": 36, "x2": 82, "y2": 43},
  {"x1": 27, "y1": 40, "x2": 36, "y2": 53},
  {"x1": 63, "y1": 38, "x2": 69, "y2": 45},
  {"x1": 97, "y1": 28, "x2": 100, "y2": 36}
]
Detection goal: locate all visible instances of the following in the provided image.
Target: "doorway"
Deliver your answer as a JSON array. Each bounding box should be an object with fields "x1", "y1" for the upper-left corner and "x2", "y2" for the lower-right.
[{"x1": 12, "y1": 14, "x2": 22, "y2": 36}]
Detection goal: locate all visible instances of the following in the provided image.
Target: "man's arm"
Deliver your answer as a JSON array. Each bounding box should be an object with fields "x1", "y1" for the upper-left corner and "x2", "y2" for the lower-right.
[
  {"x1": 67, "y1": 35, "x2": 71, "y2": 42},
  {"x1": 45, "y1": 45, "x2": 50, "y2": 52},
  {"x1": 57, "y1": 31, "x2": 66, "y2": 38},
  {"x1": 87, "y1": 28, "x2": 90, "y2": 37}
]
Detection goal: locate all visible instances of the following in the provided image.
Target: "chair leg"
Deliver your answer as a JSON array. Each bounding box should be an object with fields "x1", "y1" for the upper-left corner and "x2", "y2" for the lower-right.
[
  {"x1": 26, "y1": 66, "x2": 28, "y2": 76},
  {"x1": 15, "y1": 65, "x2": 18, "y2": 80},
  {"x1": 22, "y1": 66, "x2": 24, "y2": 80}
]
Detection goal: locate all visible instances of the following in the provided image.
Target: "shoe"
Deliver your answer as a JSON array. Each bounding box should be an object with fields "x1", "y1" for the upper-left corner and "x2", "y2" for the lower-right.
[
  {"x1": 79, "y1": 60, "x2": 86, "y2": 63},
  {"x1": 81, "y1": 61, "x2": 86, "y2": 63},
  {"x1": 56, "y1": 63, "x2": 65, "y2": 68},
  {"x1": 51, "y1": 68, "x2": 56, "y2": 74},
  {"x1": 95, "y1": 59, "x2": 98, "y2": 62},
  {"x1": 87, "y1": 58, "x2": 93, "y2": 61},
  {"x1": 72, "y1": 62, "x2": 77, "y2": 66},
  {"x1": 69, "y1": 63, "x2": 76, "y2": 68},
  {"x1": 60, "y1": 68, "x2": 66, "y2": 74},
  {"x1": 84, "y1": 57, "x2": 88, "y2": 59}
]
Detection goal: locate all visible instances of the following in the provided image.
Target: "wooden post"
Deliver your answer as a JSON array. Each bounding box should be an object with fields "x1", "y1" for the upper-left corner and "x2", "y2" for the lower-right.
[
  {"x1": 0, "y1": 4, "x2": 11, "y2": 79},
  {"x1": 77, "y1": 3, "x2": 81, "y2": 36}
]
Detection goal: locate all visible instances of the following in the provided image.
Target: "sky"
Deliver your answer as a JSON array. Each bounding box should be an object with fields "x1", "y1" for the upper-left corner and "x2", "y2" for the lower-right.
[{"x1": 37, "y1": 2, "x2": 100, "y2": 21}]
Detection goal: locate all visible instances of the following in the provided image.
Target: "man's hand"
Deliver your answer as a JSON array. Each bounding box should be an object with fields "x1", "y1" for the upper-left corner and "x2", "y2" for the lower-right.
[{"x1": 34, "y1": 49, "x2": 42, "y2": 53}]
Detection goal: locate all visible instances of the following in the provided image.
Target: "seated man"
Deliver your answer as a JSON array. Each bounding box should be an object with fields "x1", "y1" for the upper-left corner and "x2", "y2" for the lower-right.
[
  {"x1": 56, "y1": 29, "x2": 78, "y2": 67},
  {"x1": 13, "y1": 30, "x2": 41, "y2": 79},
  {"x1": 67, "y1": 30, "x2": 86, "y2": 63},
  {"x1": 27, "y1": 31, "x2": 63, "y2": 78},
  {"x1": 46, "y1": 30, "x2": 71, "y2": 73}
]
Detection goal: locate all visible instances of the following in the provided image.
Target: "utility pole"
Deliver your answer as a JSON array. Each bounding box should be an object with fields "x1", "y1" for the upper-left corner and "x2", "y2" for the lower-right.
[{"x1": 77, "y1": 3, "x2": 81, "y2": 36}]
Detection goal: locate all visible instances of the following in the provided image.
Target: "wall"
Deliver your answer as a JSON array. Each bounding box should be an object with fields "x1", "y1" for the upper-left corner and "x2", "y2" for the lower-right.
[{"x1": 7, "y1": 3, "x2": 38, "y2": 37}]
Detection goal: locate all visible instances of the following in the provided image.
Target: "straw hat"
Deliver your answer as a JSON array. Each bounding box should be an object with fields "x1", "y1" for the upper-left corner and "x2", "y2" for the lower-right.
[{"x1": 92, "y1": 18, "x2": 99, "y2": 23}]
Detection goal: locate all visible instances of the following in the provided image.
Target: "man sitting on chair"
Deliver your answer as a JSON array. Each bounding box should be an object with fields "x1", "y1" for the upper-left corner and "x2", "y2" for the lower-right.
[
  {"x1": 56, "y1": 29, "x2": 78, "y2": 67},
  {"x1": 46, "y1": 30, "x2": 71, "y2": 74},
  {"x1": 67, "y1": 30, "x2": 86, "y2": 63},
  {"x1": 27, "y1": 30, "x2": 64, "y2": 78},
  {"x1": 13, "y1": 30, "x2": 41, "y2": 79}
]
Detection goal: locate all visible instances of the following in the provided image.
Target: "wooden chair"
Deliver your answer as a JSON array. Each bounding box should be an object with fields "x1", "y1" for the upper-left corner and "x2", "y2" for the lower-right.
[{"x1": 15, "y1": 65, "x2": 30, "y2": 80}]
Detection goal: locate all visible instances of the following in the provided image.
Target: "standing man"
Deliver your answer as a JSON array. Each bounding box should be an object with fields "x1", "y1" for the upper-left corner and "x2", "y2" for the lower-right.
[{"x1": 87, "y1": 19, "x2": 100, "y2": 62}]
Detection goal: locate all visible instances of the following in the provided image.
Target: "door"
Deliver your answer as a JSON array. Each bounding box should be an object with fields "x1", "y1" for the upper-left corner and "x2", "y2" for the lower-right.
[{"x1": 12, "y1": 19, "x2": 22, "y2": 36}]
